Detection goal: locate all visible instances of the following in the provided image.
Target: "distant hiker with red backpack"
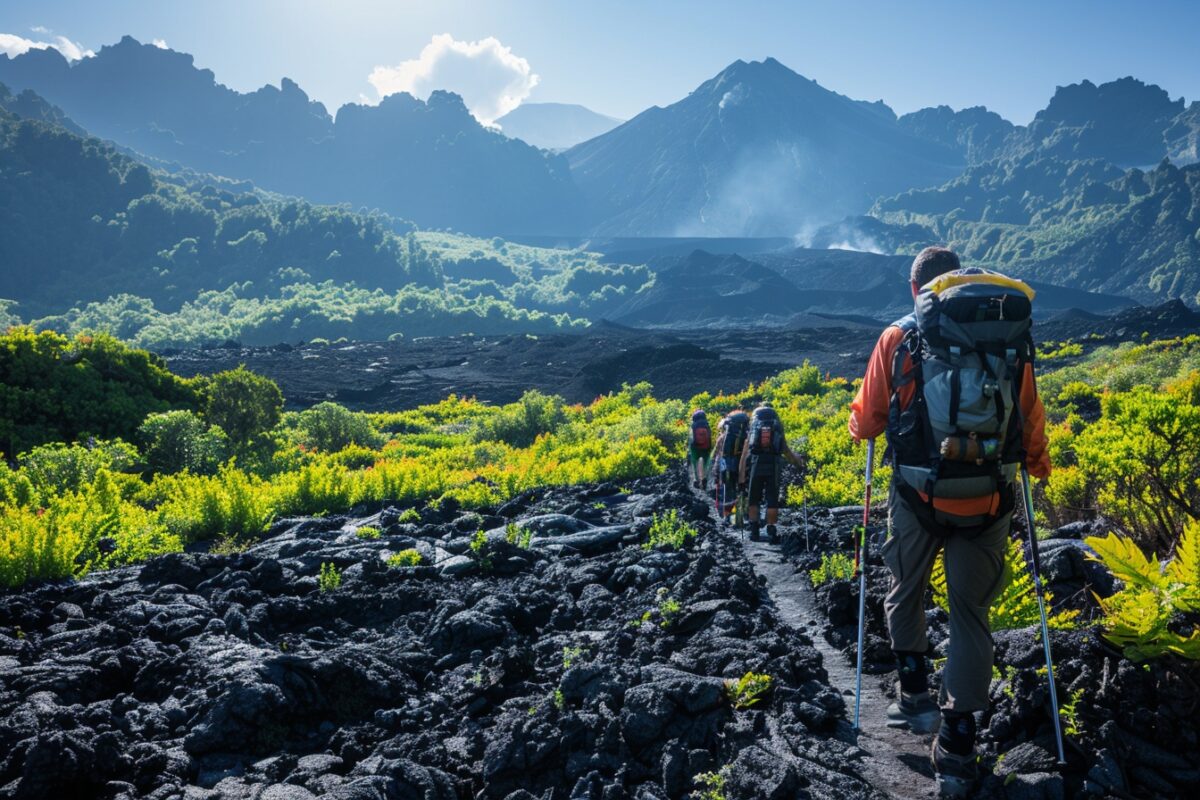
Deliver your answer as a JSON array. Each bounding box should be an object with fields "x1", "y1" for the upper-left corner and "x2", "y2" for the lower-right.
[
  {"x1": 737, "y1": 402, "x2": 804, "y2": 543},
  {"x1": 849, "y1": 247, "x2": 1051, "y2": 798},
  {"x1": 712, "y1": 407, "x2": 751, "y2": 524},
  {"x1": 687, "y1": 409, "x2": 712, "y2": 488}
]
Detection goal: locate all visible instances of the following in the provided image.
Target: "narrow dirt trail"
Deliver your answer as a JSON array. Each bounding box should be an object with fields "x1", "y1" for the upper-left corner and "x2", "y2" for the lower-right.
[{"x1": 738, "y1": 534, "x2": 937, "y2": 799}]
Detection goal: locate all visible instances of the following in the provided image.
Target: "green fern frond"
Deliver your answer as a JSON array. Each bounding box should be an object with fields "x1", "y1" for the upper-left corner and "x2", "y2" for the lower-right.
[{"x1": 1085, "y1": 532, "x2": 1167, "y2": 591}]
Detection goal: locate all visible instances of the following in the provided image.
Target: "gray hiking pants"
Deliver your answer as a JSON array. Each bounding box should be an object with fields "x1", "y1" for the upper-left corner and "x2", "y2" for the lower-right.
[{"x1": 880, "y1": 483, "x2": 1010, "y2": 713}]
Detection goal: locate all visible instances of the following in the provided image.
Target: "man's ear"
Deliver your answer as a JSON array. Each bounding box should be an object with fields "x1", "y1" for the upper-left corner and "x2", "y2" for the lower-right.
[{"x1": 911, "y1": 281, "x2": 920, "y2": 299}]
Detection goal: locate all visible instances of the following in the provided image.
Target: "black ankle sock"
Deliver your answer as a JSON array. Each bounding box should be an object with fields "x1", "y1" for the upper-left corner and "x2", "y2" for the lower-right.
[
  {"x1": 766, "y1": 524, "x2": 777, "y2": 536},
  {"x1": 750, "y1": 521, "x2": 761, "y2": 535},
  {"x1": 894, "y1": 650, "x2": 928, "y2": 695},
  {"x1": 938, "y1": 711, "x2": 976, "y2": 756}
]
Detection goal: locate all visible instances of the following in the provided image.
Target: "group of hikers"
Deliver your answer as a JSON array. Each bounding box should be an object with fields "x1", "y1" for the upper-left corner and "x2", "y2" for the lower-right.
[
  {"x1": 684, "y1": 247, "x2": 1051, "y2": 798},
  {"x1": 685, "y1": 402, "x2": 803, "y2": 544}
]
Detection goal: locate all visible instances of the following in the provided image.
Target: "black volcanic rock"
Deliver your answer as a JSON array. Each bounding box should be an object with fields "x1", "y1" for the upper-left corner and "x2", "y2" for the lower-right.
[
  {"x1": 566, "y1": 57, "x2": 963, "y2": 236},
  {"x1": 0, "y1": 467, "x2": 875, "y2": 799},
  {"x1": 0, "y1": 36, "x2": 582, "y2": 234}
]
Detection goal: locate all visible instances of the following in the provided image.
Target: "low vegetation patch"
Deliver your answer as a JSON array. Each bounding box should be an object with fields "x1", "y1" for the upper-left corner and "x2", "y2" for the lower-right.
[
  {"x1": 644, "y1": 509, "x2": 697, "y2": 551},
  {"x1": 1085, "y1": 521, "x2": 1200, "y2": 660},
  {"x1": 318, "y1": 562, "x2": 342, "y2": 593},
  {"x1": 808, "y1": 552, "x2": 854, "y2": 586},
  {"x1": 691, "y1": 767, "x2": 729, "y2": 800},
  {"x1": 724, "y1": 671, "x2": 773, "y2": 710},
  {"x1": 387, "y1": 549, "x2": 423, "y2": 568}
]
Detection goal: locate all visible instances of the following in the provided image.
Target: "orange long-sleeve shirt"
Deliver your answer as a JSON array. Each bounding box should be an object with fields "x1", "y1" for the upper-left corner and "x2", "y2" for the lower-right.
[{"x1": 849, "y1": 325, "x2": 1051, "y2": 516}]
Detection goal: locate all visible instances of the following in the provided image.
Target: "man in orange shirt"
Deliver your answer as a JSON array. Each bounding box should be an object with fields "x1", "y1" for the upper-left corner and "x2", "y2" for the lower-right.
[{"x1": 849, "y1": 247, "x2": 1050, "y2": 796}]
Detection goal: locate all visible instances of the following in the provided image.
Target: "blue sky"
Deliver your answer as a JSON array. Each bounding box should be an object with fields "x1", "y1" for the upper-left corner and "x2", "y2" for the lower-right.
[{"x1": 2, "y1": 0, "x2": 1198, "y2": 123}]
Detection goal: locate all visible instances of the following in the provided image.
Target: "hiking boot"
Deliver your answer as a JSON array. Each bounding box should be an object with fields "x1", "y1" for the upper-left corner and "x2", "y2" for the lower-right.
[
  {"x1": 767, "y1": 525, "x2": 780, "y2": 545},
  {"x1": 749, "y1": 523, "x2": 762, "y2": 542},
  {"x1": 930, "y1": 738, "x2": 977, "y2": 798},
  {"x1": 692, "y1": 479, "x2": 700, "y2": 489},
  {"x1": 886, "y1": 690, "x2": 940, "y2": 733}
]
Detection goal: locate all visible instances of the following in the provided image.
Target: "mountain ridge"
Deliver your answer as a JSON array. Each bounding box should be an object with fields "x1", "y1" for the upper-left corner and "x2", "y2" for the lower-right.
[
  {"x1": 567, "y1": 57, "x2": 964, "y2": 236},
  {"x1": 0, "y1": 36, "x2": 583, "y2": 234}
]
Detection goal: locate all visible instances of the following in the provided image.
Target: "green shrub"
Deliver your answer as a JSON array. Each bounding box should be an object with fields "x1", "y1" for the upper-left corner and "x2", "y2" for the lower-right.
[
  {"x1": 0, "y1": 504, "x2": 80, "y2": 588},
  {"x1": 138, "y1": 410, "x2": 228, "y2": 475},
  {"x1": 692, "y1": 768, "x2": 729, "y2": 800},
  {"x1": 285, "y1": 402, "x2": 383, "y2": 452},
  {"x1": 319, "y1": 562, "x2": 342, "y2": 592},
  {"x1": 153, "y1": 465, "x2": 274, "y2": 544},
  {"x1": 644, "y1": 509, "x2": 697, "y2": 550},
  {"x1": 474, "y1": 390, "x2": 567, "y2": 447},
  {"x1": 18, "y1": 438, "x2": 139, "y2": 496},
  {"x1": 355, "y1": 525, "x2": 381, "y2": 539},
  {"x1": 398, "y1": 507, "x2": 421, "y2": 523},
  {"x1": 562, "y1": 645, "x2": 585, "y2": 668},
  {"x1": 1069, "y1": 383, "x2": 1200, "y2": 552},
  {"x1": 387, "y1": 548, "x2": 423, "y2": 567},
  {"x1": 203, "y1": 366, "x2": 284, "y2": 447},
  {"x1": 0, "y1": 328, "x2": 199, "y2": 458},
  {"x1": 505, "y1": 522, "x2": 532, "y2": 549},
  {"x1": 809, "y1": 552, "x2": 854, "y2": 585},
  {"x1": 658, "y1": 596, "x2": 681, "y2": 628},
  {"x1": 469, "y1": 529, "x2": 492, "y2": 571}
]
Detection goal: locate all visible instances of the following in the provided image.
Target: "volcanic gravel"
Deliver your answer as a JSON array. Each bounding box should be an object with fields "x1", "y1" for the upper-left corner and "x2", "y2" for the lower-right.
[{"x1": 0, "y1": 468, "x2": 891, "y2": 800}]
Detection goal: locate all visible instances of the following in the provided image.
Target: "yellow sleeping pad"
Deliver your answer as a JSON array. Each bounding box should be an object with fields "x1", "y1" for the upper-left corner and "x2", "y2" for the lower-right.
[{"x1": 923, "y1": 269, "x2": 1036, "y2": 302}]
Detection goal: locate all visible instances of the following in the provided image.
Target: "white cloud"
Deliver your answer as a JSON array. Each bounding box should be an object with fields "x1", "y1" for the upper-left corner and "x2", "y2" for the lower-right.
[
  {"x1": 0, "y1": 31, "x2": 93, "y2": 61},
  {"x1": 30, "y1": 25, "x2": 51, "y2": 35},
  {"x1": 152, "y1": 38, "x2": 168, "y2": 49},
  {"x1": 368, "y1": 33, "x2": 538, "y2": 125}
]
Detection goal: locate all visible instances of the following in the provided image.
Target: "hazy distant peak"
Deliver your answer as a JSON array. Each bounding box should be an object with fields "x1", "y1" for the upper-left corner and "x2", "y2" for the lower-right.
[{"x1": 497, "y1": 101, "x2": 622, "y2": 150}]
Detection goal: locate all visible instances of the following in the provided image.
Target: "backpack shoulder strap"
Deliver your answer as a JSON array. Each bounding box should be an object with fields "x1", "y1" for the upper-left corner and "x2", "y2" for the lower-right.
[{"x1": 890, "y1": 314, "x2": 922, "y2": 390}]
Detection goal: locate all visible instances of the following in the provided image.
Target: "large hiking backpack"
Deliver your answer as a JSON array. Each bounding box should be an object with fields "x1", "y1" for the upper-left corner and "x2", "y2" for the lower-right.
[
  {"x1": 722, "y1": 411, "x2": 750, "y2": 458},
  {"x1": 748, "y1": 406, "x2": 783, "y2": 456},
  {"x1": 691, "y1": 411, "x2": 711, "y2": 450},
  {"x1": 886, "y1": 267, "x2": 1035, "y2": 503}
]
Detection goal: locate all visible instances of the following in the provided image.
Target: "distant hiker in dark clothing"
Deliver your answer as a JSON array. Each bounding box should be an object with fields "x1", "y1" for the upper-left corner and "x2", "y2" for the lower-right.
[
  {"x1": 687, "y1": 409, "x2": 712, "y2": 488},
  {"x1": 712, "y1": 408, "x2": 750, "y2": 524},
  {"x1": 737, "y1": 403, "x2": 803, "y2": 544},
  {"x1": 849, "y1": 246, "x2": 1051, "y2": 798}
]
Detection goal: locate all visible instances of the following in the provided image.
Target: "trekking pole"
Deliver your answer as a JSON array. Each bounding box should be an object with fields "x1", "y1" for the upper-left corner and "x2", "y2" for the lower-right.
[
  {"x1": 853, "y1": 438, "x2": 875, "y2": 731},
  {"x1": 1020, "y1": 467, "x2": 1067, "y2": 765},
  {"x1": 803, "y1": 494, "x2": 810, "y2": 552}
]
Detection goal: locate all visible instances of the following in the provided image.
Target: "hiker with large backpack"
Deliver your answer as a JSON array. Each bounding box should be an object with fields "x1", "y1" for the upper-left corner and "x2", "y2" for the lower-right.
[
  {"x1": 849, "y1": 247, "x2": 1051, "y2": 798},
  {"x1": 737, "y1": 402, "x2": 804, "y2": 544},
  {"x1": 712, "y1": 407, "x2": 751, "y2": 525},
  {"x1": 687, "y1": 409, "x2": 713, "y2": 489}
]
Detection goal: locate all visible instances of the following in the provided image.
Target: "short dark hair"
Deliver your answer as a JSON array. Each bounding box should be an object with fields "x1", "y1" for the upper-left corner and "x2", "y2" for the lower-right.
[{"x1": 910, "y1": 246, "x2": 961, "y2": 288}]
